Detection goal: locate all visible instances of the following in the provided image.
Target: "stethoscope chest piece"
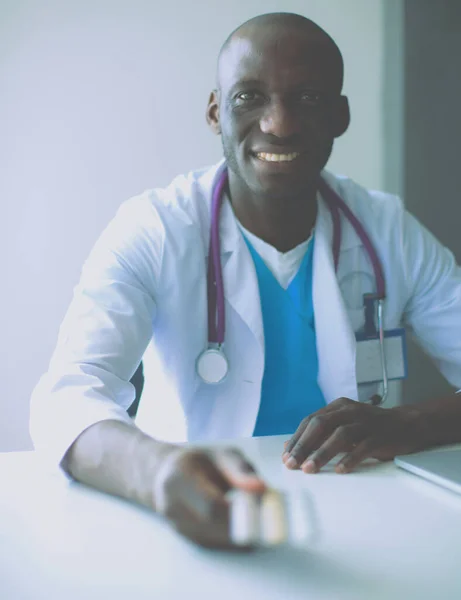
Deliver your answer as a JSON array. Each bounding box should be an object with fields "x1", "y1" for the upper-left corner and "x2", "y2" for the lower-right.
[{"x1": 196, "y1": 347, "x2": 229, "y2": 384}]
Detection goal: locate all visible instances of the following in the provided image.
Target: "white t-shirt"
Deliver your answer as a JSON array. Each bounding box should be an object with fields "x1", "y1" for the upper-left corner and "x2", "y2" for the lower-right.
[{"x1": 238, "y1": 223, "x2": 312, "y2": 290}]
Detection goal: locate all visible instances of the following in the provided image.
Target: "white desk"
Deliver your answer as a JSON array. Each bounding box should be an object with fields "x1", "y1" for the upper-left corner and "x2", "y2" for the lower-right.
[{"x1": 1, "y1": 436, "x2": 461, "y2": 600}]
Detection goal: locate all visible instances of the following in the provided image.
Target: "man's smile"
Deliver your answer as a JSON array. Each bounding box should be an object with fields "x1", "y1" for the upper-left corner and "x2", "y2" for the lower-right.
[{"x1": 255, "y1": 151, "x2": 301, "y2": 162}]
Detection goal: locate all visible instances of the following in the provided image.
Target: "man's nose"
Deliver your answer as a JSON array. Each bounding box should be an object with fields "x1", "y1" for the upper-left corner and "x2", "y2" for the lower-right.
[{"x1": 259, "y1": 101, "x2": 299, "y2": 138}]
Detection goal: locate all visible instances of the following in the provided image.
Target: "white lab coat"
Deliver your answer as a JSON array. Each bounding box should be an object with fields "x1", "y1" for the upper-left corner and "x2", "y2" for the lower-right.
[{"x1": 30, "y1": 160, "x2": 461, "y2": 467}]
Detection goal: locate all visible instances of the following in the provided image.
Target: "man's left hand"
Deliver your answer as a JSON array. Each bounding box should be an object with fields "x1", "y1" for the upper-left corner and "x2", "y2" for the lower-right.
[{"x1": 283, "y1": 397, "x2": 427, "y2": 474}]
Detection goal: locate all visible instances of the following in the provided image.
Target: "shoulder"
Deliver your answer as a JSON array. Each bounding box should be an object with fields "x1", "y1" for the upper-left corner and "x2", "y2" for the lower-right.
[
  {"x1": 104, "y1": 160, "x2": 222, "y2": 248},
  {"x1": 116, "y1": 159, "x2": 223, "y2": 217},
  {"x1": 142, "y1": 160, "x2": 223, "y2": 220},
  {"x1": 322, "y1": 170, "x2": 404, "y2": 224},
  {"x1": 89, "y1": 162, "x2": 221, "y2": 279}
]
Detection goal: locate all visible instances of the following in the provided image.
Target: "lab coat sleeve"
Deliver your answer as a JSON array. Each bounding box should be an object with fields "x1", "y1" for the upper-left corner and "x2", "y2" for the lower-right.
[
  {"x1": 402, "y1": 210, "x2": 461, "y2": 389},
  {"x1": 29, "y1": 193, "x2": 163, "y2": 471}
]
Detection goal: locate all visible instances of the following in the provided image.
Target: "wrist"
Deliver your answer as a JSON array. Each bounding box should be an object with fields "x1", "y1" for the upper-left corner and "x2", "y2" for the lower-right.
[
  {"x1": 393, "y1": 393, "x2": 461, "y2": 451},
  {"x1": 391, "y1": 405, "x2": 433, "y2": 452},
  {"x1": 131, "y1": 434, "x2": 179, "y2": 510}
]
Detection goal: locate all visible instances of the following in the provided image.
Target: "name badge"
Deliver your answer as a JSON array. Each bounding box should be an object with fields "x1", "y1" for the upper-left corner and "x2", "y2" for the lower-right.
[{"x1": 355, "y1": 328, "x2": 408, "y2": 385}]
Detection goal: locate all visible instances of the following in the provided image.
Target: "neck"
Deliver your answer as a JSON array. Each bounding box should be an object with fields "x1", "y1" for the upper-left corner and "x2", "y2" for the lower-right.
[{"x1": 228, "y1": 175, "x2": 318, "y2": 253}]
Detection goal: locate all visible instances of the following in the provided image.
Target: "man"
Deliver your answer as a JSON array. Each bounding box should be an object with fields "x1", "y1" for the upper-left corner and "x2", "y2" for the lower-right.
[{"x1": 30, "y1": 13, "x2": 461, "y2": 549}]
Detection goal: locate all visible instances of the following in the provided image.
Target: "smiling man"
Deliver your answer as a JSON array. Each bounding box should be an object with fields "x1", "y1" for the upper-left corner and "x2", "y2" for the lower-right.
[
  {"x1": 30, "y1": 13, "x2": 461, "y2": 549},
  {"x1": 212, "y1": 14, "x2": 347, "y2": 232}
]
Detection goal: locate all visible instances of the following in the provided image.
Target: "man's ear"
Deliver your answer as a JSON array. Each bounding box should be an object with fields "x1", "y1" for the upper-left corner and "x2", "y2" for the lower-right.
[
  {"x1": 206, "y1": 90, "x2": 221, "y2": 135},
  {"x1": 332, "y1": 96, "x2": 350, "y2": 138}
]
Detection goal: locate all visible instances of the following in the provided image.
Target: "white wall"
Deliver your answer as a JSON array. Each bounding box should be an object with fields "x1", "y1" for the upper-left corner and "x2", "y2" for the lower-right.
[{"x1": 2, "y1": 0, "x2": 392, "y2": 451}]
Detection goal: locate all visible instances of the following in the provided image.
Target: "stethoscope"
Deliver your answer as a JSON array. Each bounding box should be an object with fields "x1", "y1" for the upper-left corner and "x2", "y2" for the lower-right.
[{"x1": 196, "y1": 168, "x2": 389, "y2": 405}]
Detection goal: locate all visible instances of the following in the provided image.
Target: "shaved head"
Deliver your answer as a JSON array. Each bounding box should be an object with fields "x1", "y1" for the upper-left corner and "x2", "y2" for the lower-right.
[
  {"x1": 206, "y1": 11, "x2": 350, "y2": 211},
  {"x1": 217, "y1": 12, "x2": 344, "y2": 92}
]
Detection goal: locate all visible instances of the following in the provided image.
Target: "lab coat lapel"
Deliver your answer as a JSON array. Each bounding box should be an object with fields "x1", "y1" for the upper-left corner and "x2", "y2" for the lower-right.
[
  {"x1": 200, "y1": 161, "x2": 264, "y2": 356},
  {"x1": 313, "y1": 197, "x2": 359, "y2": 402},
  {"x1": 218, "y1": 198, "x2": 265, "y2": 353}
]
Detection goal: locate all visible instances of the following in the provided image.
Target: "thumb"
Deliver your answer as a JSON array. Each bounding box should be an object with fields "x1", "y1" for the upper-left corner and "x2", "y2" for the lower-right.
[{"x1": 214, "y1": 449, "x2": 266, "y2": 494}]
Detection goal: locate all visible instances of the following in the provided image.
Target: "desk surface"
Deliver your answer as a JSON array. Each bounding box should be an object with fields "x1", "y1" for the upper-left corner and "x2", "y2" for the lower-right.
[{"x1": 1, "y1": 436, "x2": 461, "y2": 600}]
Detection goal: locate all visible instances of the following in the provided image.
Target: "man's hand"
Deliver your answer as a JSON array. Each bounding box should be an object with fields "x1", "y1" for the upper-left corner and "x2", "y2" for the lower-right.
[
  {"x1": 282, "y1": 398, "x2": 427, "y2": 474},
  {"x1": 152, "y1": 447, "x2": 266, "y2": 549},
  {"x1": 66, "y1": 421, "x2": 266, "y2": 550}
]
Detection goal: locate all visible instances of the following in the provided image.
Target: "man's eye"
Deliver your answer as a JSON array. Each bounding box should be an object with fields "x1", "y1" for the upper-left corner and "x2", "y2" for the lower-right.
[{"x1": 235, "y1": 91, "x2": 260, "y2": 103}]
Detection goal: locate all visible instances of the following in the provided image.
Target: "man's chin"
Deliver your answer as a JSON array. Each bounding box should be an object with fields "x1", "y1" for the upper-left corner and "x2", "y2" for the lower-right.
[
  {"x1": 225, "y1": 154, "x2": 323, "y2": 199},
  {"x1": 254, "y1": 171, "x2": 318, "y2": 198}
]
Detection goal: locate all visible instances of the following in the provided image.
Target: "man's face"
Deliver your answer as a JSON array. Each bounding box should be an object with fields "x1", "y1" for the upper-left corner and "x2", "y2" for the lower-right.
[{"x1": 208, "y1": 30, "x2": 348, "y2": 198}]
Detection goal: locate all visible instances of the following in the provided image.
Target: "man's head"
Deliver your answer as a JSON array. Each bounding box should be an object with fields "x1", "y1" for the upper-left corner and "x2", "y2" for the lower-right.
[{"x1": 206, "y1": 13, "x2": 350, "y2": 199}]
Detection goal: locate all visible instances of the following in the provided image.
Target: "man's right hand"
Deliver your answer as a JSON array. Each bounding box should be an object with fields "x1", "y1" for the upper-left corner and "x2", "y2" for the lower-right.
[
  {"x1": 66, "y1": 421, "x2": 266, "y2": 550},
  {"x1": 151, "y1": 446, "x2": 267, "y2": 549}
]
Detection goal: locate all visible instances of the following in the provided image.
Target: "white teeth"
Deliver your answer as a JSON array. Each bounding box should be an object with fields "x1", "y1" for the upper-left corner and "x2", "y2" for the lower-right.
[{"x1": 256, "y1": 152, "x2": 300, "y2": 162}]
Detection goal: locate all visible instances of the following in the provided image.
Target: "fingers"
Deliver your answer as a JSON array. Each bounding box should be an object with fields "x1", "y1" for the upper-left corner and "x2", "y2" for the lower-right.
[
  {"x1": 154, "y1": 450, "x2": 229, "y2": 522},
  {"x1": 215, "y1": 448, "x2": 267, "y2": 493},
  {"x1": 283, "y1": 408, "x2": 357, "y2": 468},
  {"x1": 283, "y1": 398, "x2": 353, "y2": 456},
  {"x1": 280, "y1": 398, "x2": 400, "y2": 474},
  {"x1": 283, "y1": 401, "x2": 369, "y2": 472},
  {"x1": 174, "y1": 519, "x2": 254, "y2": 551},
  {"x1": 168, "y1": 486, "x2": 234, "y2": 550},
  {"x1": 299, "y1": 423, "x2": 366, "y2": 473},
  {"x1": 284, "y1": 414, "x2": 331, "y2": 469},
  {"x1": 153, "y1": 447, "x2": 265, "y2": 549},
  {"x1": 283, "y1": 417, "x2": 311, "y2": 456},
  {"x1": 336, "y1": 438, "x2": 375, "y2": 473}
]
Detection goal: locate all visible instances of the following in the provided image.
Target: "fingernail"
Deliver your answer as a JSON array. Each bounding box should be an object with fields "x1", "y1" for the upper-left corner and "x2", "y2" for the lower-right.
[
  {"x1": 282, "y1": 452, "x2": 289, "y2": 462},
  {"x1": 286, "y1": 456, "x2": 297, "y2": 469},
  {"x1": 336, "y1": 463, "x2": 347, "y2": 474},
  {"x1": 301, "y1": 460, "x2": 316, "y2": 474},
  {"x1": 237, "y1": 475, "x2": 267, "y2": 492}
]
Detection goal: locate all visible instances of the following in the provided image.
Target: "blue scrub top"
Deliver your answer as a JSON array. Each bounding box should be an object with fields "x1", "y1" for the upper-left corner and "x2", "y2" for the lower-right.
[{"x1": 244, "y1": 238, "x2": 326, "y2": 437}]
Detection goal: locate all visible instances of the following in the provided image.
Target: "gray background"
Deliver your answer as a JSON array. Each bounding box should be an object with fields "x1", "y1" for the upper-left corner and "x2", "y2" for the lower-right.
[{"x1": 402, "y1": 0, "x2": 461, "y2": 403}]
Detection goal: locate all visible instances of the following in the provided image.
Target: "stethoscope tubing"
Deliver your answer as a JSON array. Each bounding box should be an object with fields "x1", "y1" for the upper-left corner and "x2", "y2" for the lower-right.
[{"x1": 205, "y1": 167, "x2": 389, "y2": 402}]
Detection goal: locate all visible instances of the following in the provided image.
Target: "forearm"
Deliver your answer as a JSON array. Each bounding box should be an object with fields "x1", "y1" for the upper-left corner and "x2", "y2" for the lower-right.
[
  {"x1": 394, "y1": 393, "x2": 461, "y2": 450},
  {"x1": 65, "y1": 420, "x2": 176, "y2": 510}
]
